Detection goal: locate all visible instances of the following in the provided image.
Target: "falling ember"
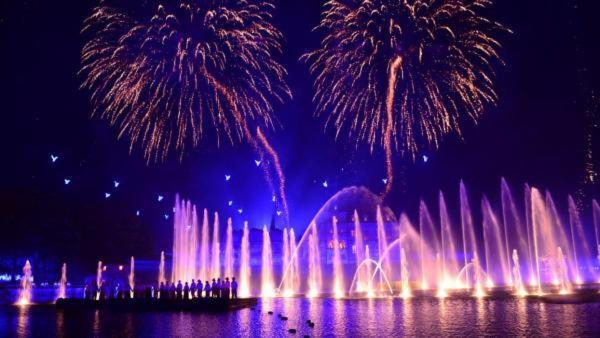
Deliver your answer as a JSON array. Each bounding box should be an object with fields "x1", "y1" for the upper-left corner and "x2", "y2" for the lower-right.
[{"x1": 17, "y1": 260, "x2": 32, "y2": 305}]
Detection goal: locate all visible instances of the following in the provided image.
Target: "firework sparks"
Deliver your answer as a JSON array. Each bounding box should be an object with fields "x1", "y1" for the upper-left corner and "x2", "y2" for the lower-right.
[
  {"x1": 81, "y1": 0, "x2": 291, "y2": 218},
  {"x1": 304, "y1": 0, "x2": 508, "y2": 197},
  {"x1": 81, "y1": 0, "x2": 290, "y2": 161}
]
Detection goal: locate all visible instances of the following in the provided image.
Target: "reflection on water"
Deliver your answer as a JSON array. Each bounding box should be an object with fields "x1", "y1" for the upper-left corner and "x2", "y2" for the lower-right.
[
  {"x1": 1, "y1": 298, "x2": 600, "y2": 337},
  {"x1": 17, "y1": 306, "x2": 29, "y2": 338}
]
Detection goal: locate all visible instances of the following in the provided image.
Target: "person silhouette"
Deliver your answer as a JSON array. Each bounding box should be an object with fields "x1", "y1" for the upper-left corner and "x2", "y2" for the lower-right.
[{"x1": 231, "y1": 277, "x2": 238, "y2": 299}]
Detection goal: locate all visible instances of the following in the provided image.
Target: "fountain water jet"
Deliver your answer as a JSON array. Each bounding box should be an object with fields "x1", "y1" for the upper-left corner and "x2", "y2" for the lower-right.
[
  {"x1": 353, "y1": 210, "x2": 367, "y2": 292},
  {"x1": 171, "y1": 197, "x2": 198, "y2": 283},
  {"x1": 282, "y1": 228, "x2": 292, "y2": 296},
  {"x1": 332, "y1": 217, "x2": 345, "y2": 298},
  {"x1": 512, "y1": 250, "x2": 527, "y2": 297},
  {"x1": 261, "y1": 225, "x2": 275, "y2": 297},
  {"x1": 307, "y1": 222, "x2": 323, "y2": 297},
  {"x1": 96, "y1": 261, "x2": 103, "y2": 300},
  {"x1": 17, "y1": 260, "x2": 32, "y2": 305},
  {"x1": 129, "y1": 256, "x2": 135, "y2": 298},
  {"x1": 289, "y1": 228, "x2": 301, "y2": 294},
  {"x1": 211, "y1": 213, "x2": 221, "y2": 279},
  {"x1": 225, "y1": 218, "x2": 234, "y2": 278},
  {"x1": 239, "y1": 222, "x2": 251, "y2": 298},
  {"x1": 158, "y1": 251, "x2": 166, "y2": 286},
  {"x1": 198, "y1": 209, "x2": 210, "y2": 281},
  {"x1": 57, "y1": 263, "x2": 67, "y2": 300},
  {"x1": 401, "y1": 248, "x2": 411, "y2": 298}
]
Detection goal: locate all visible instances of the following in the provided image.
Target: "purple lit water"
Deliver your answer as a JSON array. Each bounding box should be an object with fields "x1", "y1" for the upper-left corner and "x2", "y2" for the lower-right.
[{"x1": 2, "y1": 297, "x2": 600, "y2": 337}]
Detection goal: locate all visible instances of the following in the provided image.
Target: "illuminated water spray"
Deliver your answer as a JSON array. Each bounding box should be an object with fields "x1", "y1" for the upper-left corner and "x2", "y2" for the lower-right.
[
  {"x1": 239, "y1": 222, "x2": 251, "y2": 298},
  {"x1": 261, "y1": 226, "x2": 276, "y2": 297},
  {"x1": 225, "y1": 218, "x2": 234, "y2": 278},
  {"x1": 129, "y1": 256, "x2": 135, "y2": 298},
  {"x1": 57, "y1": 263, "x2": 67, "y2": 300},
  {"x1": 212, "y1": 213, "x2": 221, "y2": 279},
  {"x1": 17, "y1": 260, "x2": 32, "y2": 305},
  {"x1": 96, "y1": 261, "x2": 103, "y2": 300},
  {"x1": 332, "y1": 217, "x2": 345, "y2": 298},
  {"x1": 158, "y1": 251, "x2": 166, "y2": 286}
]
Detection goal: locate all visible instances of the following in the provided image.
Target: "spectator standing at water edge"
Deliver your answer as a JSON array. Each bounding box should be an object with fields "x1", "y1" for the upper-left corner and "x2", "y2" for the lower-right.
[
  {"x1": 170, "y1": 282, "x2": 176, "y2": 299},
  {"x1": 190, "y1": 280, "x2": 197, "y2": 298},
  {"x1": 216, "y1": 278, "x2": 222, "y2": 298},
  {"x1": 224, "y1": 278, "x2": 231, "y2": 299},
  {"x1": 176, "y1": 281, "x2": 183, "y2": 299},
  {"x1": 231, "y1": 277, "x2": 238, "y2": 299},
  {"x1": 204, "y1": 280, "x2": 211, "y2": 298},
  {"x1": 159, "y1": 282, "x2": 166, "y2": 299},
  {"x1": 211, "y1": 279, "x2": 218, "y2": 298},
  {"x1": 183, "y1": 282, "x2": 190, "y2": 300},
  {"x1": 197, "y1": 280, "x2": 203, "y2": 298}
]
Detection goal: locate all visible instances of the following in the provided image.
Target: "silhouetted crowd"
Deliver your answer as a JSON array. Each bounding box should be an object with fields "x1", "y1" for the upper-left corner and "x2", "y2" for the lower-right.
[{"x1": 83, "y1": 277, "x2": 239, "y2": 301}]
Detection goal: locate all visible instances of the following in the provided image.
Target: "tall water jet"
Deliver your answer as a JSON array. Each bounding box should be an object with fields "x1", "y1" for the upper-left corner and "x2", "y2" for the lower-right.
[
  {"x1": 212, "y1": 212, "x2": 221, "y2": 278},
  {"x1": 400, "y1": 248, "x2": 411, "y2": 298},
  {"x1": 307, "y1": 222, "x2": 322, "y2": 297},
  {"x1": 482, "y1": 197, "x2": 510, "y2": 287},
  {"x1": 282, "y1": 227, "x2": 292, "y2": 296},
  {"x1": 568, "y1": 196, "x2": 594, "y2": 284},
  {"x1": 261, "y1": 225, "x2": 275, "y2": 297},
  {"x1": 376, "y1": 206, "x2": 391, "y2": 291},
  {"x1": 57, "y1": 263, "x2": 67, "y2": 300},
  {"x1": 524, "y1": 184, "x2": 537, "y2": 286},
  {"x1": 353, "y1": 210, "x2": 367, "y2": 292},
  {"x1": 593, "y1": 200, "x2": 600, "y2": 282},
  {"x1": 171, "y1": 197, "x2": 198, "y2": 283},
  {"x1": 439, "y1": 192, "x2": 461, "y2": 289},
  {"x1": 224, "y1": 218, "x2": 234, "y2": 278},
  {"x1": 460, "y1": 182, "x2": 482, "y2": 290},
  {"x1": 200, "y1": 209, "x2": 210, "y2": 281},
  {"x1": 512, "y1": 250, "x2": 527, "y2": 296},
  {"x1": 419, "y1": 201, "x2": 441, "y2": 290},
  {"x1": 365, "y1": 245, "x2": 374, "y2": 297},
  {"x1": 332, "y1": 217, "x2": 345, "y2": 298},
  {"x1": 129, "y1": 256, "x2": 135, "y2": 298},
  {"x1": 158, "y1": 251, "x2": 166, "y2": 286},
  {"x1": 239, "y1": 222, "x2": 251, "y2": 298},
  {"x1": 17, "y1": 260, "x2": 32, "y2": 305},
  {"x1": 557, "y1": 247, "x2": 571, "y2": 294},
  {"x1": 96, "y1": 261, "x2": 103, "y2": 300},
  {"x1": 289, "y1": 228, "x2": 301, "y2": 294}
]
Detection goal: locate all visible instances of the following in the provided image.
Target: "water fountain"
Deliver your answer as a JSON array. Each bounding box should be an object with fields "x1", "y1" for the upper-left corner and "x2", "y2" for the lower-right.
[
  {"x1": 158, "y1": 251, "x2": 166, "y2": 286},
  {"x1": 57, "y1": 263, "x2": 67, "y2": 300},
  {"x1": 163, "y1": 181, "x2": 600, "y2": 300},
  {"x1": 211, "y1": 213, "x2": 221, "y2": 279},
  {"x1": 332, "y1": 217, "x2": 345, "y2": 298},
  {"x1": 261, "y1": 226, "x2": 275, "y2": 297},
  {"x1": 129, "y1": 256, "x2": 135, "y2": 298},
  {"x1": 96, "y1": 261, "x2": 103, "y2": 300},
  {"x1": 225, "y1": 218, "x2": 234, "y2": 278},
  {"x1": 17, "y1": 260, "x2": 32, "y2": 305},
  {"x1": 239, "y1": 222, "x2": 251, "y2": 298}
]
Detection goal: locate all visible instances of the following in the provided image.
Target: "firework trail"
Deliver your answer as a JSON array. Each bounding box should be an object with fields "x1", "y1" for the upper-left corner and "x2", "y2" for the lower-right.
[
  {"x1": 304, "y1": 0, "x2": 508, "y2": 198},
  {"x1": 81, "y1": 0, "x2": 291, "y2": 217}
]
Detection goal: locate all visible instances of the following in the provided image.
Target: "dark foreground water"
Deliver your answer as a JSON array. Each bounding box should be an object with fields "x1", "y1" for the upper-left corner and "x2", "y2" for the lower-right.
[{"x1": 2, "y1": 297, "x2": 600, "y2": 337}]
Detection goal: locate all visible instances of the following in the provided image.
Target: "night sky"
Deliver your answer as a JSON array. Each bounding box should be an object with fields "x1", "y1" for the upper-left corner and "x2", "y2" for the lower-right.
[{"x1": 1, "y1": 0, "x2": 600, "y2": 271}]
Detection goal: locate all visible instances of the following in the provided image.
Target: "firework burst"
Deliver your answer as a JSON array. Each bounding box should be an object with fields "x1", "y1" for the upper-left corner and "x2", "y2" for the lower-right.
[
  {"x1": 81, "y1": 0, "x2": 290, "y2": 162},
  {"x1": 304, "y1": 0, "x2": 508, "y2": 196}
]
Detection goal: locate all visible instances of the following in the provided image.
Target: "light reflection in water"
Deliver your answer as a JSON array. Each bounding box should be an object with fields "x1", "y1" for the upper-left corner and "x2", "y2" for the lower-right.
[{"x1": 16, "y1": 305, "x2": 29, "y2": 338}]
